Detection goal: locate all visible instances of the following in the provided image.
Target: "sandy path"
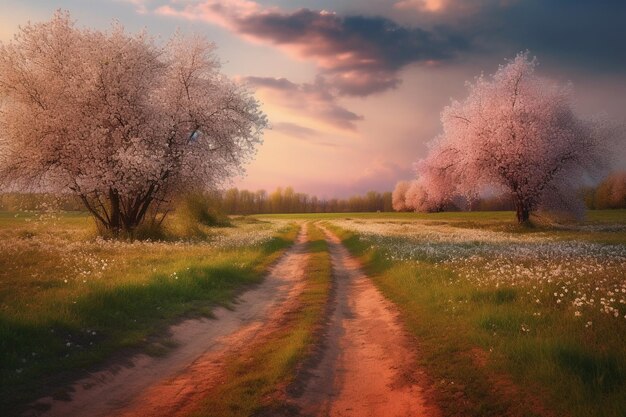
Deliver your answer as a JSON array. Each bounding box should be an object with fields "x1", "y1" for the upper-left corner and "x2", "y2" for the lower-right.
[
  {"x1": 294, "y1": 226, "x2": 439, "y2": 417},
  {"x1": 26, "y1": 224, "x2": 310, "y2": 417}
]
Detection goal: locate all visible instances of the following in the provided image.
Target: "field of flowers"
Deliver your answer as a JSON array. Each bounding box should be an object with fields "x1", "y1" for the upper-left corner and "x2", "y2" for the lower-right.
[
  {"x1": 331, "y1": 218, "x2": 626, "y2": 324},
  {"x1": 0, "y1": 212, "x2": 290, "y2": 297},
  {"x1": 328, "y1": 212, "x2": 626, "y2": 417},
  {"x1": 0, "y1": 211, "x2": 295, "y2": 412}
]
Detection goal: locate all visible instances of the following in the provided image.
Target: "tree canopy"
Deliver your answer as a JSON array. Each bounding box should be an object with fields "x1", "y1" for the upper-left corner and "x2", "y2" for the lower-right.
[
  {"x1": 0, "y1": 11, "x2": 267, "y2": 235},
  {"x1": 397, "y1": 53, "x2": 611, "y2": 223}
]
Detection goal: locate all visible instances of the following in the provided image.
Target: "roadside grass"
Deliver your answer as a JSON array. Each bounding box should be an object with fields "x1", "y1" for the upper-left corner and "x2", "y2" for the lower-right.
[
  {"x1": 192, "y1": 222, "x2": 333, "y2": 417},
  {"x1": 0, "y1": 211, "x2": 298, "y2": 413},
  {"x1": 327, "y1": 216, "x2": 626, "y2": 417}
]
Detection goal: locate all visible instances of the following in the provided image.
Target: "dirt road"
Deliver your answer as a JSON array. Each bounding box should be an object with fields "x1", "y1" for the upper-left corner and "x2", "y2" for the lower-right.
[
  {"x1": 26, "y1": 224, "x2": 310, "y2": 417},
  {"x1": 293, "y1": 226, "x2": 439, "y2": 417},
  {"x1": 26, "y1": 223, "x2": 438, "y2": 417}
]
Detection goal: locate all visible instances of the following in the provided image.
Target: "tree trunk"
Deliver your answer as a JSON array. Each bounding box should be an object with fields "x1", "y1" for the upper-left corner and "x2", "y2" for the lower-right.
[
  {"x1": 75, "y1": 188, "x2": 162, "y2": 238},
  {"x1": 109, "y1": 188, "x2": 122, "y2": 234},
  {"x1": 515, "y1": 199, "x2": 531, "y2": 224}
]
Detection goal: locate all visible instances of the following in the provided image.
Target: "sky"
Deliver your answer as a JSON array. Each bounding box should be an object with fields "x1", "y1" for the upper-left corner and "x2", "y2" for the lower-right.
[{"x1": 1, "y1": 0, "x2": 625, "y2": 197}]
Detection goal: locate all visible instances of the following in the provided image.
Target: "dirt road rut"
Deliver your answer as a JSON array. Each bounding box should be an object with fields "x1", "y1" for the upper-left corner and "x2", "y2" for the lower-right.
[{"x1": 294, "y1": 226, "x2": 439, "y2": 417}]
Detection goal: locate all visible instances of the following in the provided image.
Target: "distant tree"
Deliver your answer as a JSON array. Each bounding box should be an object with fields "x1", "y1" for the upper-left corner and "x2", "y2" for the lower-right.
[
  {"x1": 222, "y1": 188, "x2": 239, "y2": 214},
  {"x1": 363, "y1": 191, "x2": 377, "y2": 211},
  {"x1": 298, "y1": 192, "x2": 309, "y2": 213},
  {"x1": 283, "y1": 187, "x2": 295, "y2": 213},
  {"x1": 324, "y1": 198, "x2": 335, "y2": 212},
  {"x1": 392, "y1": 181, "x2": 411, "y2": 211},
  {"x1": 269, "y1": 187, "x2": 283, "y2": 213},
  {"x1": 239, "y1": 189, "x2": 255, "y2": 214},
  {"x1": 382, "y1": 191, "x2": 393, "y2": 212},
  {"x1": 595, "y1": 171, "x2": 626, "y2": 209},
  {"x1": 417, "y1": 52, "x2": 611, "y2": 223},
  {"x1": 255, "y1": 189, "x2": 267, "y2": 213},
  {"x1": 310, "y1": 195, "x2": 319, "y2": 213},
  {"x1": 393, "y1": 176, "x2": 448, "y2": 213},
  {"x1": 0, "y1": 12, "x2": 266, "y2": 235},
  {"x1": 404, "y1": 181, "x2": 430, "y2": 212}
]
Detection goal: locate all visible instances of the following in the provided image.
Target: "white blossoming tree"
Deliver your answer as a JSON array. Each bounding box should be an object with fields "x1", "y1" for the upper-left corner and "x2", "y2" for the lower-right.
[
  {"x1": 0, "y1": 12, "x2": 267, "y2": 235},
  {"x1": 415, "y1": 52, "x2": 610, "y2": 223}
]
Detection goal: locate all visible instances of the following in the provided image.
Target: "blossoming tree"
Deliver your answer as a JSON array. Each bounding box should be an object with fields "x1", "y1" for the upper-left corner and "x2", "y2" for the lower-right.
[
  {"x1": 391, "y1": 180, "x2": 411, "y2": 211},
  {"x1": 412, "y1": 52, "x2": 609, "y2": 223},
  {"x1": 0, "y1": 12, "x2": 267, "y2": 235}
]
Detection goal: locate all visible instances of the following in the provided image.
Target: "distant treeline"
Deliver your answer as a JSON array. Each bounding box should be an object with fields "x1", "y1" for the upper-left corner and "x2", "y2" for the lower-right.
[
  {"x1": 583, "y1": 171, "x2": 626, "y2": 210},
  {"x1": 216, "y1": 187, "x2": 393, "y2": 214},
  {"x1": 0, "y1": 193, "x2": 84, "y2": 212},
  {"x1": 1, "y1": 172, "x2": 625, "y2": 213},
  {"x1": 0, "y1": 188, "x2": 395, "y2": 214}
]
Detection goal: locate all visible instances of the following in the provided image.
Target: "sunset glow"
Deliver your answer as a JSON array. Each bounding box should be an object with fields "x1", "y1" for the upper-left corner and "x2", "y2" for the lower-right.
[{"x1": 1, "y1": 0, "x2": 624, "y2": 197}]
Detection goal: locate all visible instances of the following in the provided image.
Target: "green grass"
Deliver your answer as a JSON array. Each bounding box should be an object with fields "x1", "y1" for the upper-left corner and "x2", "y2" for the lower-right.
[
  {"x1": 2, "y1": 209, "x2": 625, "y2": 415},
  {"x1": 258, "y1": 209, "x2": 625, "y2": 223},
  {"x1": 192, "y1": 222, "x2": 333, "y2": 417},
  {"x1": 327, "y1": 218, "x2": 626, "y2": 417},
  {"x1": 259, "y1": 209, "x2": 626, "y2": 244},
  {"x1": 0, "y1": 211, "x2": 299, "y2": 414},
  {"x1": 258, "y1": 210, "x2": 517, "y2": 221}
]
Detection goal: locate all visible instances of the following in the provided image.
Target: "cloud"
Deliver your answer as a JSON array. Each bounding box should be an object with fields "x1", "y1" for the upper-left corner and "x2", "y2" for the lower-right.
[
  {"x1": 118, "y1": 0, "x2": 151, "y2": 14},
  {"x1": 393, "y1": 0, "x2": 517, "y2": 15},
  {"x1": 395, "y1": 0, "x2": 448, "y2": 13},
  {"x1": 245, "y1": 76, "x2": 363, "y2": 131},
  {"x1": 273, "y1": 122, "x2": 340, "y2": 148},
  {"x1": 154, "y1": 1, "x2": 469, "y2": 96},
  {"x1": 272, "y1": 122, "x2": 318, "y2": 139},
  {"x1": 479, "y1": 0, "x2": 626, "y2": 73},
  {"x1": 391, "y1": 0, "x2": 626, "y2": 74}
]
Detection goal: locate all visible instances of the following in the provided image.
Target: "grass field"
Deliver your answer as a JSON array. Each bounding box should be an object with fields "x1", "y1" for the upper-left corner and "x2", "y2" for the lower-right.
[
  {"x1": 0, "y1": 211, "x2": 298, "y2": 412},
  {"x1": 317, "y1": 210, "x2": 626, "y2": 417},
  {"x1": 1, "y1": 209, "x2": 625, "y2": 416}
]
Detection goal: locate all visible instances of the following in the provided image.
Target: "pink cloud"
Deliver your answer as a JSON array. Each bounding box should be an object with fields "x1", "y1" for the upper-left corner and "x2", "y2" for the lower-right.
[
  {"x1": 393, "y1": 0, "x2": 521, "y2": 16},
  {"x1": 395, "y1": 0, "x2": 448, "y2": 13},
  {"x1": 156, "y1": 0, "x2": 262, "y2": 30}
]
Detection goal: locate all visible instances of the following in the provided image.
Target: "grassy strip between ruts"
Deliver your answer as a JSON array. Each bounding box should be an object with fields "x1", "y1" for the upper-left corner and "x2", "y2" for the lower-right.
[
  {"x1": 326, "y1": 223, "x2": 625, "y2": 417},
  {"x1": 1, "y1": 222, "x2": 300, "y2": 415},
  {"x1": 191, "y1": 222, "x2": 333, "y2": 417}
]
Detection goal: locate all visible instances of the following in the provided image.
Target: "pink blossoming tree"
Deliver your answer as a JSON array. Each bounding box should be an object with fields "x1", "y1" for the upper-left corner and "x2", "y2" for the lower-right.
[
  {"x1": 0, "y1": 12, "x2": 267, "y2": 236},
  {"x1": 392, "y1": 180, "x2": 411, "y2": 211},
  {"x1": 403, "y1": 52, "x2": 610, "y2": 223}
]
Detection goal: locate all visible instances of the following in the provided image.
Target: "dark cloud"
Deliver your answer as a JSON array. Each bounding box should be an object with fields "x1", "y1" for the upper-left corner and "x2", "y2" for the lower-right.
[
  {"x1": 155, "y1": 0, "x2": 625, "y2": 93},
  {"x1": 393, "y1": 0, "x2": 626, "y2": 74},
  {"x1": 157, "y1": 2, "x2": 470, "y2": 96},
  {"x1": 238, "y1": 9, "x2": 469, "y2": 95},
  {"x1": 481, "y1": 0, "x2": 626, "y2": 73}
]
